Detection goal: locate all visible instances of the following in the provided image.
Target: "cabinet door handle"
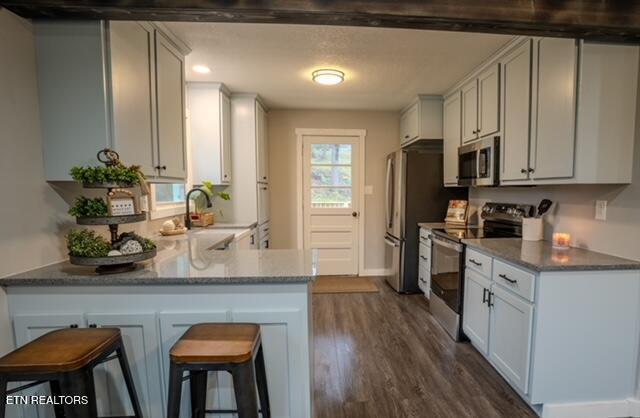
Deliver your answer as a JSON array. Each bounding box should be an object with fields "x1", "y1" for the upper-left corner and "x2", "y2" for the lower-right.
[
  {"x1": 520, "y1": 168, "x2": 528, "y2": 174},
  {"x1": 488, "y1": 291, "x2": 494, "y2": 307},
  {"x1": 88, "y1": 323, "x2": 97, "y2": 328},
  {"x1": 419, "y1": 277, "x2": 426, "y2": 283},
  {"x1": 498, "y1": 273, "x2": 517, "y2": 284},
  {"x1": 469, "y1": 258, "x2": 482, "y2": 266},
  {"x1": 482, "y1": 288, "x2": 488, "y2": 304},
  {"x1": 419, "y1": 255, "x2": 428, "y2": 261},
  {"x1": 69, "y1": 324, "x2": 79, "y2": 328},
  {"x1": 404, "y1": 135, "x2": 409, "y2": 139},
  {"x1": 528, "y1": 168, "x2": 535, "y2": 173}
]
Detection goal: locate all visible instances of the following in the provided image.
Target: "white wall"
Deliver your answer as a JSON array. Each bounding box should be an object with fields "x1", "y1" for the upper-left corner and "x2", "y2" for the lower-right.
[
  {"x1": 268, "y1": 109, "x2": 399, "y2": 272},
  {"x1": 0, "y1": 10, "x2": 66, "y2": 353}
]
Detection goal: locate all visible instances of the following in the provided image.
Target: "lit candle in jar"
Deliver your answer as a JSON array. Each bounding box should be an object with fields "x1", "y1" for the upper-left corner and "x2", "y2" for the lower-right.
[{"x1": 553, "y1": 232, "x2": 571, "y2": 250}]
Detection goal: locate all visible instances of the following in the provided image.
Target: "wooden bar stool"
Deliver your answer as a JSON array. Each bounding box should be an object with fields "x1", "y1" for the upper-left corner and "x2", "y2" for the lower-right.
[
  {"x1": 167, "y1": 323, "x2": 270, "y2": 418},
  {"x1": 0, "y1": 327, "x2": 143, "y2": 418}
]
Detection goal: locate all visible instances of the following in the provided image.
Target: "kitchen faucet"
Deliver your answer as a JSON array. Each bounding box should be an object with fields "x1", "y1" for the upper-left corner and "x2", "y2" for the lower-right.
[{"x1": 185, "y1": 187, "x2": 212, "y2": 230}]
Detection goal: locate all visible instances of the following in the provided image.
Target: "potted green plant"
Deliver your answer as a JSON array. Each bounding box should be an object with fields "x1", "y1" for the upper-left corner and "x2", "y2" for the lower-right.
[{"x1": 190, "y1": 180, "x2": 231, "y2": 227}]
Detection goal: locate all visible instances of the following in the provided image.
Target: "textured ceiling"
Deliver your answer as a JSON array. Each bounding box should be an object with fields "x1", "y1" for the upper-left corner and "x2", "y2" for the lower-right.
[{"x1": 166, "y1": 22, "x2": 513, "y2": 111}]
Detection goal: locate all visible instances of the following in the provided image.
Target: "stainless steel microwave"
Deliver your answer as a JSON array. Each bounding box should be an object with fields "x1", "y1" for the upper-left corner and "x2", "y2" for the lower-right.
[{"x1": 458, "y1": 136, "x2": 500, "y2": 186}]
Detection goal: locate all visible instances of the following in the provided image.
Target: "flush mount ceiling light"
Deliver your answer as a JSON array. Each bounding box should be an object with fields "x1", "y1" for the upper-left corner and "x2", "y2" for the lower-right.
[
  {"x1": 192, "y1": 65, "x2": 211, "y2": 74},
  {"x1": 312, "y1": 69, "x2": 344, "y2": 85}
]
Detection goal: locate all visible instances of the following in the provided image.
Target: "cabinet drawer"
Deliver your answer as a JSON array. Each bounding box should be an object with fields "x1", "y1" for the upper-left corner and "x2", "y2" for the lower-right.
[
  {"x1": 465, "y1": 248, "x2": 492, "y2": 277},
  {"x1": 419, "y1": 242, "x2": 431, "y2": 266},
  {"x1": 418, "y1": 263, "x2": 430, "y2": 297},
  {"x1": 493, "y1": 259, "x2": 535, "y2": 302},
  {"x1": 419, "y1": 228, "x2": 431, "y2": 245}
]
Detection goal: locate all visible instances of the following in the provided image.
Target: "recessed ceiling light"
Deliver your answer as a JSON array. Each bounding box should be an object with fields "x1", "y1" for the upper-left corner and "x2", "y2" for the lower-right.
[
  {"x1": 312, "y1": 69, "x2": 344, "y2": 85},
  {"x1": 192, "y1": 65, "x2": 211, "y2": 74}
]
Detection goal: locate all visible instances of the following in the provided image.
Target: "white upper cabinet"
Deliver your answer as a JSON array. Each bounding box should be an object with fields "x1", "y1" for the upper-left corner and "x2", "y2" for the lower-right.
[
  {"x1": 443, "y1": 92, "x2": 462, "y2": 186},
  {"x1": 444, "y1": 35, "x2": 638, "y2": 186},
  {"x1": 500, "y1": 39, "x2": 532, "y2": 182},
  {"x1": 230, "y1": 94, "x2": 270, "y2": 226},
  {"x1": 256, "y1": 101, "x2": 269, "y2": 183},
  {"x1": 461, "y1": 63, "x2": 500, "y2": 144},
  {"x1": 478, "y1": 63, "x2": 500, "y2": 138},
  {"x1": 155, "y1": 31, "x2": 187, "y2": 180},
  {"x1": 109, "y1": 22, "x2": 157, "y2": 177},
  {"x1": 400, "y1": 95, "x2": 443, "y2": 146},
  {"x1": 188, "y1": 83, "x2": 232, "y2": 185},
  {"x1": 35, "y1": 21, "x2": 190, "y2": 182},
  {"x1": 529, "y1": 38, "x2": 577, "y2": 180},
  {"x1": 461, "y1": 79, "x2": 479, "y2": 143}
]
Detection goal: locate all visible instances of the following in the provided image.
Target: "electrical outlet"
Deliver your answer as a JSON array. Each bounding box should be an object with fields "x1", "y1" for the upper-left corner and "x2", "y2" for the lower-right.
[{"x1": 595, "y1": 200, "x2": 607, "y2": 221}]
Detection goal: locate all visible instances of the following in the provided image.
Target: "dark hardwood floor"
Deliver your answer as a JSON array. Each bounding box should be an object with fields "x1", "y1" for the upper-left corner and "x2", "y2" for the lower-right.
[{"x1": 312, "y1": 277, "x2": 537, "y2": 418}]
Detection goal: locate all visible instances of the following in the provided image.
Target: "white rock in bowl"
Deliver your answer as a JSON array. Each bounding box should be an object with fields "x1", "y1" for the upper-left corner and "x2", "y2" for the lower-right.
[{"x1": 107, "y1": 250, "x2": 123, "y2": 257}]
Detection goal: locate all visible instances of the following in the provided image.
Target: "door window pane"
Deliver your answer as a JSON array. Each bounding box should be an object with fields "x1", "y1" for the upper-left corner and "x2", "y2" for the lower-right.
[
  {"x1": 311, "y1": 144, "x2": 352, "y2": 164},
  {"x1": 311, "y1": 188, "x2": 352, "y2": 208},
  {"x1": 311, "y1": 166, "x2": 352, "y2": 186}
]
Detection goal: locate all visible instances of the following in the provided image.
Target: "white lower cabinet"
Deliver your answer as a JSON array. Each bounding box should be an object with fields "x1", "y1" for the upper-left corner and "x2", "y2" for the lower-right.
[
  {"x1": 462, "y1": 249, "x2": 640, "y2": 410},
  {"x1": 488, "y1": 285, "x2": 534, "y2": 394},
  {"x1": 86, "y1": 313, "x2": 165, "y2": 418},
  {"x1": 462, "y1": 269, "x2": 491, "y2": 354},
  {"x1": 12, "y1": 314, "x2": 86, "y2": 418},
  {"x1": 463, "y1": 257, "x2": 534, "y2": 395}
]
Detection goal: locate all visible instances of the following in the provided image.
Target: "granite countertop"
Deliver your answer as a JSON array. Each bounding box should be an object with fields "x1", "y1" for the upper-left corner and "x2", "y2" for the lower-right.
[
  {"x1": 0, "y1": 231, "x2": 317, "y2": 286},
  {"x1": 463, "y1": 238, "x2": 640, "y2": 272}
]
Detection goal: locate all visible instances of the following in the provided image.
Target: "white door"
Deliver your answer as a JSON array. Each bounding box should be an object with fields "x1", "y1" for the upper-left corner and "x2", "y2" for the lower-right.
[
  {"x1": 489, "y1": 284, "x2": 534, "y2": 394},
  {"x1": 501, "y1": 39, "x2": 532, "y2": 181},
  {"x1": 302, "y1": 136, "x2": 360, "y2": 275},
  {"x1": 478, "y1": 63, "x2": 500, "y2": 138},
  {"x1": 461, "y1": 78, "x2": 479, "y2": 143},
  {"x1": 443, "y1": 92, "x2": 462, "y2": 185},
  {"x1": 462, "y1": 268, "x2": 491, "y2": 355},
  {"x1": 531, "y1": 37, "x2": 577, "y2": 180}
]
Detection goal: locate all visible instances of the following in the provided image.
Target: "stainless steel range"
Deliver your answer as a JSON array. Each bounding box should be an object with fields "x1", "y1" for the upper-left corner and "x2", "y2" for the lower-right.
[{"x1": 429, "y1": 202, "x2": 534, "y2": 341}]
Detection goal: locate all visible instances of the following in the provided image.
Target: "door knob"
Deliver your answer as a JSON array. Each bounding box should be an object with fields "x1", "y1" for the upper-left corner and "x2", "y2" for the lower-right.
[{"x1": 352, "y1": 211, "x2": 358, "y2": 217}]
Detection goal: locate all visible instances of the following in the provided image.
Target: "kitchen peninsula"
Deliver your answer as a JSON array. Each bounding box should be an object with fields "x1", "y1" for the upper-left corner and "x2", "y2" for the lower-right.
[{"x1": 0, "y1": 231, "x2": 317, "y2": 418}]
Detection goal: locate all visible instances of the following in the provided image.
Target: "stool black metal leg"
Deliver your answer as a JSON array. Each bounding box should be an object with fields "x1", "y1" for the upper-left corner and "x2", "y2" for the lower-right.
[
  {"x1": 167, "y1": 362, "x2": 183, "y2": 418},
  {"x1": 189, "y1": 371, "x2": 207, "y2": 418},
  {"x1": 232, "y1": 361, "x2": 259, "y2": 418},
  {"x1": 115, "y1": 340, "x2": 144, "y2": 418},
  {"x1": 61, "y1": 370, "x2": 97, "y2": 418},
  {"x1": 254, "y1": 346, "x2": 271, "y2": 418},
  {"x1": 0, "y1": 376, "x2": 7, "y2": 418},
  {"x1": 50, "y1": 379, "x2": 66, "y2": 418}
]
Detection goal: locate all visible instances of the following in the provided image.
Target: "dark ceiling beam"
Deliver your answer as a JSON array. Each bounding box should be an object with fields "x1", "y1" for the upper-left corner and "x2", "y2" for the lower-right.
[{"x1": 2, "y1": 1, "x2": 640, "y2": 43}]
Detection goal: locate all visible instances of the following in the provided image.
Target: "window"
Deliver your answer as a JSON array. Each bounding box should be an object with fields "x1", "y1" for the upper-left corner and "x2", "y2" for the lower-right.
[
  {"x1": 310, "y1": 144, "x2": 352, "y2": 208},
  {"x1": 154, "y1": 183, "x2": 186, "y2": 204},
  {"x1": 149, "y1": 183, "x2": 188, "y2": 219}
]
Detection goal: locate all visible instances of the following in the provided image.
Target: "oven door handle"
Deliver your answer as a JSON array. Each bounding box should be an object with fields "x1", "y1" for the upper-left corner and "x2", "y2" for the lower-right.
[{"x1": 432, "y1": 235, "x2": 463, "y2": 253}]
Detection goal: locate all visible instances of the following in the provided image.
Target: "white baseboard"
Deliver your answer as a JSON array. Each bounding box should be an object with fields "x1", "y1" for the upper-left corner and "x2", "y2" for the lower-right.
[
  {"x1": 359, "y1": 269, "x2": 386, "y2": 277},
  {"x1": 542, "y1": 398, "x2": 640, "y2": 418}
]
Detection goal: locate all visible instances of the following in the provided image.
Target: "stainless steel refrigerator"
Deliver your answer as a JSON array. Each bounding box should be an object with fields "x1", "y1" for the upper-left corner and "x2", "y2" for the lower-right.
[{"x1": 384, "y1": 145, "x2": 468, "y2": 293}]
